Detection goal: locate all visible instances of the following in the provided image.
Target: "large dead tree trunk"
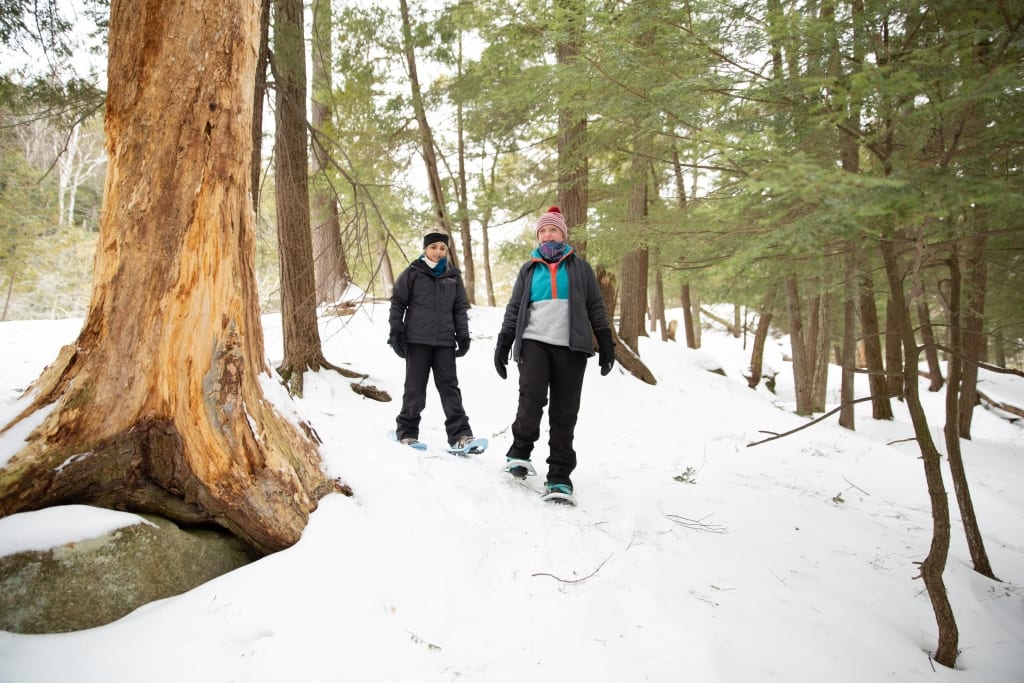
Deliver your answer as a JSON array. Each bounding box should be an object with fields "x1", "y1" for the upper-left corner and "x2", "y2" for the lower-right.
[{"x1": 0, "y1": 0, "x2": 345, "y2": 555}]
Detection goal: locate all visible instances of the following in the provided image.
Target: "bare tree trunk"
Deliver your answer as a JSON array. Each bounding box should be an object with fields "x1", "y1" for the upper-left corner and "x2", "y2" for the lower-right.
[
  {"x1": 958, "y1": 232, "x2": 987, "y2": 438},
  {"x1": 399, "y1": 0, "x2": 452, "y2": 240},
  {"x1": 619, "y1": 155, "x2": 649, "y2": 352},
  {"x1": 376, "y1": 234, "x2": 395, "y2": 298},
  {"x1": 885, "y1": 301, "x2": 904, "y2": 400},
  {"x1": 310, "y1": 0, "x2": 350, "y2": 306},
  {"x1": 556, "y1": 0, "x2": 588, "y2": 258},
  {"x1": 840, "y1": 249, "x2": 857, "y2": 429},
  {"x1": 680, "y1": 283, "x2": 697, "y2": 348},
  {"x1": 275, "y1": 0, "x2": 330, "y2": 393},
  {"x1": 859, "y1": 272, "x2": 893, "y2": 419},
  {"x1": 651, "y1": 250, "x2": 667, "y2": 341},
  {"x1": 810, "y1": 293, "x2": 833, "y2": 413},
  {"x1": 1, "y1": 276, "x2": 13, "y2": 321},
  {"x1": 785, "y1": 276, "x2": 813, "y2": 416},
  {"x1": 455, "y1": 34, "x2": 475, "y2": 304},
  {"x1": 880, "y1": 239, "x2": 958, "y2": 668},
  {"x1": 944, "y1": 253, "x2": 997, "y2": 580},
  {"x1": 691, "y1": 290, "x2": 702, "y2": 348},
  {"x1": 0, "y1": 0, "x2": 343, "y2": 555},
  {"x1": 748, "y1": 285, "x2": 777, "y2": 389},
  {"x1": 918, "y1": 299, "x2": 944, "y2": 391},
  {"x1": 250, "y1": 0, "x2": 271, "y2": 211},
  {"x1": 595, "y1": 266, "x2": 655, "y2": 385}
]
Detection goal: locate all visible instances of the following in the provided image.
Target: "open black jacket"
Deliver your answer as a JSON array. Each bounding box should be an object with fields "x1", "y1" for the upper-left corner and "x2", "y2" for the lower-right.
[{"x1": 498, "y1": 252, "x2": 610, "y2": 362}]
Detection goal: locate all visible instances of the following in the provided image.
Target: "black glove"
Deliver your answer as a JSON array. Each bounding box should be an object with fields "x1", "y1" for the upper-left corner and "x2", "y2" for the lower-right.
[
  {"x1": 494, "y1": 331, "x2": 513, "y2": 379},
  {"x1": 455, "y1": 334, "x2": 471, "y2": 357},
  {"x1": 596, "y1": 328, "x2": 615, "y2": 376},
  {"x1": 388, "y1": 332, "x2": 407, "y2": 359}
]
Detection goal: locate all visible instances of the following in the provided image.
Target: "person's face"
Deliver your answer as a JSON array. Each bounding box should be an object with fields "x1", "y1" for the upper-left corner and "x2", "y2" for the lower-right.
[
  {"x1": 537, "y1": 225, "x2": 565, "y2": 243},
  {"x1": 425, "y1": 241, "x2": 448, "y2": 261}
]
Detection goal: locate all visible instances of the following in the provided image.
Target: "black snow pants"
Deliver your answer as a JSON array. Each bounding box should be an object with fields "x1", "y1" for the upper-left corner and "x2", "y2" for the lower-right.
[
  {"x1": 396, "y1": 343, "x2": 471, "y2": 443},
  {"x1": 505, "y1": 339, "x2": 587, "y2": 487}
]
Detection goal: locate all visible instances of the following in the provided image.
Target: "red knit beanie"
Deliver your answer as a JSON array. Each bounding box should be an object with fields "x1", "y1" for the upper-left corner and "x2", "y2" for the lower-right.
[{"x1": 535, "y1": 206, "x2": 568, "y2": 240}]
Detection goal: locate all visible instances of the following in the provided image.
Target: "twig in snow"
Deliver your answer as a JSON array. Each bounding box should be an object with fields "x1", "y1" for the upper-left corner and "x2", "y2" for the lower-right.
[
  {"x1": 666, "y1": 514, "x2": 727, "y2": 534},
  {"x1": 842, "y1": 476, "x2": 870, "y2": 496},
  {"x1": 532, "y1": 554, "x2": 613, "y2": 584}
]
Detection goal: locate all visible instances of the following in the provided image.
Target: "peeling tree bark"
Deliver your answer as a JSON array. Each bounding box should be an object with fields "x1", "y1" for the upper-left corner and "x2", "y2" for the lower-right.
[{"x1": 0, "y1": 0, "x2": 346, "y2": 555}]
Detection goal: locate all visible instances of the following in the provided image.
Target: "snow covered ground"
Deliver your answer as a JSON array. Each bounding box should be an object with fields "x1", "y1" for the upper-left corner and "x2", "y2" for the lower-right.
[{"x1": 0, "y1": 303, "x2": 1021, "y2": 682}]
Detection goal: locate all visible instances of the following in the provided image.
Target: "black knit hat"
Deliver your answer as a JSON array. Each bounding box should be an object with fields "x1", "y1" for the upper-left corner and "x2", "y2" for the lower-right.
[{"x1": 423, "y1": 229, "x2": 450, "y2": 249}]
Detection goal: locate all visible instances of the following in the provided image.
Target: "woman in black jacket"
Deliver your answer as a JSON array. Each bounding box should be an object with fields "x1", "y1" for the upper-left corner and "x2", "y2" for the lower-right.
[
  {"x1": 493, "y1": 207, "x2": 615, "y2": 505},
  {"x1": 389, "y1": 229, "x2": 476, "y2": 450}
]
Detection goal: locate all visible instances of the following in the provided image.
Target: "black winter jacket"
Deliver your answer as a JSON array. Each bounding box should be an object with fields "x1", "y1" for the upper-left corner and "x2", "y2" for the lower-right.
[
  {"x1": 499, "y1": 252, "x2": 610, "y2": 361},
  {"x1": 389, "y1": 259, "x2": 469, "y2": 347}
]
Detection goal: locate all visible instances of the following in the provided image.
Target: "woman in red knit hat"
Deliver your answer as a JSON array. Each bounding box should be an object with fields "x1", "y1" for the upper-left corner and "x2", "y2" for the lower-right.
[{"x1": 493, "y1": 207, "x2": 615, "y2": 505}]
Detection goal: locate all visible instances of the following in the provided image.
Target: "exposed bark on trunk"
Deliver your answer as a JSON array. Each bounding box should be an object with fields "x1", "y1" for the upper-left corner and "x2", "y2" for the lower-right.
[
  {"x1": 810, "y1": 293, "x2": 833, "y2": 413},
  {"x1": 943, "y1": 254, "x2": 997, "y2": 580},
  {"x1": 840, "y1": 249, "x2": 857, "y2": 429},
  {"x1": 275, "y1": 0, "x2": 330, "y2": 393},
  {"x1": 748, "y1": 286, "x2": 777, "y2": 389},
  {"x1": 958, "y1": 232, "x2": 987, "y2": 439},
  {"x1": 885, "y1": 301, "x2": 905, "y2": 400},
  {"x1": 618, "y1": 247, "x2": 649, "y2": 354},
  {"x1": 785, "y1": 276, "x2": 813, "y2": 415},
  {"x1": 0, "y1": 0, "x2": 344, "y2": 555},
  {"x1": 918, "y1": 300, "x2": 944, "y2": 392},
  {"x1": 310, "y1": 0, "x2": 350, "y2": 306},
  {"x1": 880, "y1": 239, "x2": 958, "y2": 668},
  {"x1": 680, "y1": 283, "x2": 697, "y2": 348},
  {"x1": 595, "y1": 266, "x2": 655, "y2": 385},
  {"x1": 859, "y1": 271, "x2": 893, "y2": 419},
  {"x1": 619, "y1": 154, "x2": 649, "y2": 352}
]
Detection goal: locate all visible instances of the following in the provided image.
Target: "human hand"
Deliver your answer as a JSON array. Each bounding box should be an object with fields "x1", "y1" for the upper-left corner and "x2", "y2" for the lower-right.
[
  {"x1": 455, "y1": 335, "x2": 471, "y2": 357},
  {"x1": 597, "y1": 328, "x2": 615, "y2": 376},
  {"x1": 388, "y1": 332, "x2": 407, "y2": 359},
  {"x1": 494, "y1": 331, "x2": 513, "y2": 379}
]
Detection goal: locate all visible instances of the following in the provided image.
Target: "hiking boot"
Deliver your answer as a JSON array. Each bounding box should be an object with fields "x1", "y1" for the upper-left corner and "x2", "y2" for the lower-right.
[
  {"x1": 541, "y1": 483, "x2": 576, "y2": 506},
  {"x1": 399, "y1": 437, "x2": 419, "y2": 446},
  {"x1": 451, "y1": 434, "x2": 476, "y2": 450},
  {"x1": 503, "y1": 458, "x2": 536, "y2": 478}
]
